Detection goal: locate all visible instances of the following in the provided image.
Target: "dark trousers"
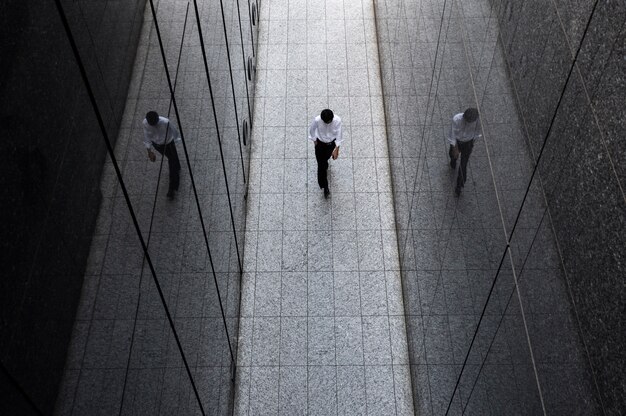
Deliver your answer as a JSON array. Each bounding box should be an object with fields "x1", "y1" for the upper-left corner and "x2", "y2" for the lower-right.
[
  {"x1": 450, "y1": 139, "x2": 474, "y2": 189},
  {"x1": 314, "y1": 139, "x2": 336, "y2": 189},
  {"x1": 153, "y1": 141, "x2": 181, "y2": 193}
]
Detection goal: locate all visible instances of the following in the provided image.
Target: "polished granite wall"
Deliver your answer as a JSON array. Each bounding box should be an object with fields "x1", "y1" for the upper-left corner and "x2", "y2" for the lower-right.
[
  {"x1": 2, "y1": 0, "x2": 257, "y2": 414},
  {"x1": 374, "y1": 0, "x2": 615, "y2": 413},
  {"x1": 494, "y1": 0, "x2": 626, "y2": 413},
  {"x1": 0, "y1": 1, "x2": 145, "y2": 414},
  {"x1": 53, "y1": 0, "x2": 257, "y2": 414}
]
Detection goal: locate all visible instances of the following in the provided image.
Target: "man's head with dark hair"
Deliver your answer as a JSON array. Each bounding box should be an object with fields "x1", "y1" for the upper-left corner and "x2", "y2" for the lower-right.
[
  {"x1": 146, "y1": 111, "x2": 159, "y2": 126},
  {"x1": 320, "y1": 109, "x2": 334, "y2": 124},
  {"x1": 463, "y1": 108, "x2": 479, "y2": 123}
]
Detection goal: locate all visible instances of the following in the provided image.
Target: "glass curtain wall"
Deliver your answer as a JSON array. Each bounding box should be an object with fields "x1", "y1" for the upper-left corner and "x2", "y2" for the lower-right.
[
  {"x1": 374, "y1": 0, "x2": 621, "y2": 414},
  {"x1": 1, "y1": 0, "x2": 258, "y2": 414}
]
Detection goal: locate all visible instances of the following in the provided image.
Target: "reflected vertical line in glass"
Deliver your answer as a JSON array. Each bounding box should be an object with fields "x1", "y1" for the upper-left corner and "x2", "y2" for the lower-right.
[
  {"x1": 191, "y1": 0, "x2": 244, "y2": 282},
  {"x1": 248, "y1": 0, "x2": 256, "y2": 57},
  {"x1": 444, "y1": 0, "x2": 602, "y2": 414},
  {"x1": 216, "y1": 0, "x2": 247, "y2": 182},
  {"x1": 117, "y1": 5, "x2": 192, "y2": 415},
  {"x1": 147, "y1": 0, "x2": 240, "y2": 372},
  {"x1": 0, "y1": 362, "x2": 44, "y2": 415},
  {"x1": 235, "y1": 0, "x2": 254, "y2": 127}
]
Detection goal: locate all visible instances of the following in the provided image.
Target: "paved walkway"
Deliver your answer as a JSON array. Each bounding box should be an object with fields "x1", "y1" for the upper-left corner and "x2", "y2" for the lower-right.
[{"x1": 233, "y1": 0, "x2": 414, "y2": 414}]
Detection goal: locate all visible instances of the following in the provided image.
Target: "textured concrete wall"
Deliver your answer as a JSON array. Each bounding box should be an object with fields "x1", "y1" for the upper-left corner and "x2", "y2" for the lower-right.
[
  {"x1": 495, "y1": 0, "x2": 626, "y2": 413},
  {"x1": 0, "y1": 1, "x2": 145, "y2": 413}
]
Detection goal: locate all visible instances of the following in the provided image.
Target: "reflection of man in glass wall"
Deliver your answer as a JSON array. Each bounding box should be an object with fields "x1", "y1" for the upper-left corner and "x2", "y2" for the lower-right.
[
  {"x1": 308, "y1": 109, "x2": 343, "y2": 198},
  {"x1": 448, "y1": 107, "x2": 481, "y2": 196},
  {"x1": 142, "y1": 111, "x2": 182, "y2": 200}
]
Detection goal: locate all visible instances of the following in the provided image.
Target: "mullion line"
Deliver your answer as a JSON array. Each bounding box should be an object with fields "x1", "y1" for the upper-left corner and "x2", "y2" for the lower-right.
[
  {"x1": 384, "y1": 0, "x2": 456, "y2": 411},
  {"x1": 497, "y1": 3, "x2": 619, "y2": 414},
  {"x1": 217, "y1": 0, "x2": 247, "y2": 183},
  {"x1": 190, "y1": 0, "x2": 249, "y2": 374},
  {"x1": 401, "y1": 0, "x2": 465, "y2": 393},
  {"x1": 447, "y1": 0, "x2": 546, "y2": 412},
  {"x1": 444, "y1": 231, "x2": 511, "y2": 416},
  {"x1": 500, "y1": 0, "x2": 617, "y2": 413},
  {"x1": 461, "y1": 208, "x2": 547, "y2": 414},
  {"x1": 390, "y1": 0, "x2": 461, "y2": 413},
  {"x1": 456, "y1": 1, "x2": 508, "y2": 411},
  {"x1": 548, "y1": 0, "x2": 626, "y2": 205},
  {"x1": 418, "y1": 0, "x2": 466, "y2": 336},
  {"x1": 444, "y1": 1, "x2": 601, "y2": 414},
  {"x1": 74, "y1": 2, "x2": 118, "y2": 131},
  {"x1": 67, "y1": 6, "x2": 170, "y2": 414},
  {"x1": 193, "y1": 0, "x2": 244, "y2": 276},
  {"x1": 454, "y1": 0, "x2": 510, "y2": 244},
  {"x1": 247, "y1": 0, "x2": 256, "y2": 58},
  {"x1": 53, "y1": 0, "x2": 207, "y2": 414},
  {"x1": 235, "y1": 0, "x2": 253, "y2": 127},
  {"x1": 117, "y1": 4, "x2": 191, "y2": 415},
  {"x1": 455, "y1": 1, "x2": 520, "y2": 411},
  {"x1": 0, "y1": 361, "x2": 44, "y2": 416},
  {"x1": 147, "y1": 0, "x2": 236, "y2": 368},
  {"x1": 392, "y1": 0, "x2": 447, "y2": 266},
  {"x1": 397, "y1": 0, "x2": 450, "y2": 271}
]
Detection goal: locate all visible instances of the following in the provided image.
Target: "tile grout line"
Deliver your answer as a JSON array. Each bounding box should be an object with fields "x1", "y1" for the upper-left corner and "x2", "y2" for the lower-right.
[
  {"x1": 239, "y1": 0, "x2": 412, "y2": 413},
  {"x1": 304, "y1": 1, "x2": 311, "y2": 413},
  {"x1": 321, "y1": 0, "x2": 342, "y2": 414},
  {"x1": 402, "y1": 0, "x2": 446, "y2": 413},
  {"x1": 276, "y1": 1, "x2": 290, "y2": 413}
]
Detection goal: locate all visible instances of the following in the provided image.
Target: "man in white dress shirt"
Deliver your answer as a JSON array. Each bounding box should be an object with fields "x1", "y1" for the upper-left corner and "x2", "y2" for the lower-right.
[
  {"x1": 308, "y1": 109, "x2": 343, "y2": 198},
  {"x1": 448, "y1": 107, "x2": 482, "y2": 196},
  {"x1": 142, "y1": 111, "x2": 181, "y2": 200}
]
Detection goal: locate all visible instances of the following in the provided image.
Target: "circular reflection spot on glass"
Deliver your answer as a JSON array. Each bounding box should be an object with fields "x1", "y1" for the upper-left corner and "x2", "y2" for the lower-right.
[
  {"x1": 247, "y1": 56, "x2": 253, "y2": 81},
  {"x1": 243, "y1": 119, "x2": 249, "y2": 146}
]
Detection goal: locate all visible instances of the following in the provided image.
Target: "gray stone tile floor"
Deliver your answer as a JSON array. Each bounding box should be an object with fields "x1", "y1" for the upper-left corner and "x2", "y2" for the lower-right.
[{"x1": 233, "y1": 0, "x2": 415, "y2": 414}]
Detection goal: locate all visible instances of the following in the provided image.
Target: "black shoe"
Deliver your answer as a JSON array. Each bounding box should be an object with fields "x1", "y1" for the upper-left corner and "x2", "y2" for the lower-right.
[
  {"x1": 324, "y1": 187, "x2": 330, "y2": 198},
  {"x1": 167, "y1": 190, "x2": 175, "y2": 200},
  {"x1": 455, "y1": 186, "x2": 461, "y2": 197}
]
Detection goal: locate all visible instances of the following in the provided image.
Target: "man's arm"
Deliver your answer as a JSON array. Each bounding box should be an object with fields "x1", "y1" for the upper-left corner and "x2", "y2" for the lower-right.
[
  {"x1": 308, "y1": 118, "x2": 318, "y2": 143},
  {"x1": 448, "y1": 117, "x2": 460, "y2": 146},
  {"x1": 142, "y1": 123, "x2": 154, "y2": 149},
  {"x1": 334, "y1": 119, "x2": 343, "y2": 147},
  {"x1": 331, "y1": 119, "x2": 342, "y2": 160},
  {"x1": 143, "y1": 121, "x2": 156, "y2": 161}
]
